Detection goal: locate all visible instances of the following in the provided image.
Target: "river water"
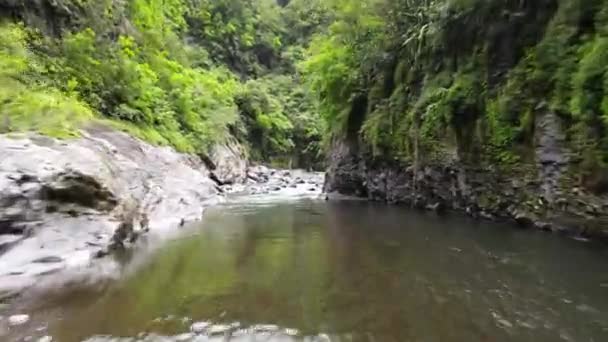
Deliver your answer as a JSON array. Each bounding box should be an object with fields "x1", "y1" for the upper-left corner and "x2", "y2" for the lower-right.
[{"x1": 3, "y1": 199, "x2": 608, "y2": 341}]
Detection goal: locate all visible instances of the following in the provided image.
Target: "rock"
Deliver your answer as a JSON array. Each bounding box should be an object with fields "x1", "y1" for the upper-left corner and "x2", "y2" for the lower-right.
[
  {"x1": 479, "y1": 211, "x2": 494, "y2": 221},
  {"x1": 191, "y1": 321, "x2": 211, "y2": 333},
  {"x1": 94, "y1": 248, "x2": 110, "y2": 259},
  {"x1": 426, "y1": 201, "x2": 446, "y2": 214},
  {"x1": 207, "y1": 141, "x2": 247, "y2": 185},
  {"x1": 37, "y1": 336, "x2": 53, "y2": 342},
  {"x1": 247, "y1": 172, "x2": 260, "y2": 183},
  {"x1": 514, "y1": 212, "x2": 534, "y2": 228},
  {"x1": 322, "y1": 117, "x2": 608, "y2": 241},
  {"x1": 8, "y1": 314, "x2": 29, "y2": 326},
  {"x1": 413, "y1": 197, "x2": 426, "y2": 210},
  {"x1": 0, "y1": 125, "x2": 227, "y2": 293},
  {"x1": 208, "y1": 324, "x2": 231, "y2": 335},
  {"x1": 534, "y1": 221, "x2": 553, "y2": 231}
]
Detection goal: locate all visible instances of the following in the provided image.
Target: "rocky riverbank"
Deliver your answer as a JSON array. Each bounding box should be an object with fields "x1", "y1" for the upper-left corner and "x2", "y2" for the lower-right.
[
  {"x1": 325, "y1": 113, "x2": 608, "y2": 241},
  {"x1": 0, "y1": 124, "x2": 323, "y2": 299}
]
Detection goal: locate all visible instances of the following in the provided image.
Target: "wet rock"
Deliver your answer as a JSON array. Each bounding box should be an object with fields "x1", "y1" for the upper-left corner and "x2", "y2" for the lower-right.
[
  {"x1": 426, "y1": 201, "x2": 446, "y2": 214},
  {"x1": 514, "y1": 212, "x2": 534, "y2": 228},
  {"x1": 8, "y1": 314, "x2": 29, "y2": 326},
  {"x1": 534, "y1": 221, "x2": 553, "y2": 231},
  {"x1": 324, "y1": 131, "x2": 608, "y2": 241},
  {"x1": 480, "y1": 211, "x2": 495, "y2": 221},
  {"x1": 413, "y1": 197, "x2": 426, "y2": 210},
  {"x1": 190, "y1": 321, "x2": 211, "y2": 334},
  {"x1": 174, "y1": 333, "x2": 194, "y2": 341},
  {"x1": 208, "y1": 324, "x2": 231, "y2": 335}
]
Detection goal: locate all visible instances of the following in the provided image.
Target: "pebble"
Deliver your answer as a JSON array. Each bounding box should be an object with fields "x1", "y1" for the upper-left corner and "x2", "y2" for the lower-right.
[
  {"x1": 38, "y1": 336, "x2": 53, "y2": 342},
  {"x1": 8, "y1": 314, "x2": 30, "y2": 326}
]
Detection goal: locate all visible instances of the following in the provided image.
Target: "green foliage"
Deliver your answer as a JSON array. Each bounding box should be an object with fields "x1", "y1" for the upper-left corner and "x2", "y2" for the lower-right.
[
  {"x1": 0, "y1": 23, "x2": 93, "y2": 138},
  {"x1": 1, "y1": 0, "x2": 327, "y2": 168},
  {"x1": 234, "y1": 75, "x2": 324, "y2": 167},
  {"x1": 235, "y1": 78, "x2": 294, "y2": 160},
  {"x1": 302, "y1": 0, "x2": 608, "y2": 172}
]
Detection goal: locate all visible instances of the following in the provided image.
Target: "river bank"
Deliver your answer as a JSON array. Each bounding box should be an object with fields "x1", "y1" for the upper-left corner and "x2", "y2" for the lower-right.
[
  {"x1": 0, "y1": 124, "x2": 324, "y2": 301},
  {"x1": 324, "y1": 122, "x2": 608, "y2": 243}
]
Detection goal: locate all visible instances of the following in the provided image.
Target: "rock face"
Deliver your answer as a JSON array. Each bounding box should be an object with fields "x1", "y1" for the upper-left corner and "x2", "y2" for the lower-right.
[
  {"x1": 0, "y1": 124, "x2": 223, "y2": 293},
  {"x1": 325, "y1": 113, "x2": 608, "y2": 241},
  {"x1": 206, "y1": 139, "x2": 248, "y2": 185}
]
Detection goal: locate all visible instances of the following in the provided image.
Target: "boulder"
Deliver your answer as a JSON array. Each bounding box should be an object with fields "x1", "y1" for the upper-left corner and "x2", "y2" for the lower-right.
[{"x1": 207, "y1": 140, "x2": 248, "y2": 185}]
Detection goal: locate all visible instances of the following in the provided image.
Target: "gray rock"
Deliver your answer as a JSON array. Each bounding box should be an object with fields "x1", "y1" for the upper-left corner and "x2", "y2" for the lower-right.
[
  {"x1": 8, "y1": 314, "x2": 29, "y2": 326},
  {"x1": 190, "y1": 321, "x2": 211, "y2": 334},
  {"x1": 0, "y1": 124, "x2": 228, "y2": 293},
  {"x1": 207, "y1": 140, "x2": 247, "y2": 185}
]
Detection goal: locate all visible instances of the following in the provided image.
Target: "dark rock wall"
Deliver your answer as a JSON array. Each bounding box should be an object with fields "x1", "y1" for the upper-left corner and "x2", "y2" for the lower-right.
[{"x1": 325, "y1": 112, "x2": 608, "y2": 241}]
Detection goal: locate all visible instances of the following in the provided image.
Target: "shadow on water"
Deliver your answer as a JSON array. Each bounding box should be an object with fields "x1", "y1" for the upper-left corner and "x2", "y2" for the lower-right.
[{"x1": 3, "y1": 200, "x2": 608, "y2": 341}]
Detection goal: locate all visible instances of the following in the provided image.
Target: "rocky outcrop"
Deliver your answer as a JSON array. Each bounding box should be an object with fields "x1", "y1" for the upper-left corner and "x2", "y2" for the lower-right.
[
  {"x1": 205, "y1": 139, "x2": 248, "y2": 185},
  {"x1": 325, "y1": 113, "x2": 608, "y2": 241},
  {"x1": 0, "y1": 124, "x2": 223, "y2": 294}
]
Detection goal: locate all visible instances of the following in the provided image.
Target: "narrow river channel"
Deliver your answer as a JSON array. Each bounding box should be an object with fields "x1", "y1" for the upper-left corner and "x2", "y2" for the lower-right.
[{"x1": 3, "y1": 199, "x2": 608, "y2": 342}]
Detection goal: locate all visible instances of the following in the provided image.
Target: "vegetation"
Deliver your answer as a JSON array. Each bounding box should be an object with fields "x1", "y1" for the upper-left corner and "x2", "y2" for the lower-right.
[
  {"x1": 300, "y1": 0, "x2": 608, "y2": 190},
  {"x1": 0, "y1": 0, "x2": 326, "y2": 167},
  {"x1": 2, "y1": 0, "x2": 608, "y2": 177}
]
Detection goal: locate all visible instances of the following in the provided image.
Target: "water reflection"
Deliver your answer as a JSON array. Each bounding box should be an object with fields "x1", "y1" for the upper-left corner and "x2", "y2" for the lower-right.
[{"x1": 6, "y1": 200, "x2": 608, "y2": 341}]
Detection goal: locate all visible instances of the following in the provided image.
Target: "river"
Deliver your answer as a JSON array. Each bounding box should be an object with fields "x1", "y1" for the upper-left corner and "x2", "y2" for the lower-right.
[{"x1": 2, "y1": 199, "x2": 608, "y2": 341}]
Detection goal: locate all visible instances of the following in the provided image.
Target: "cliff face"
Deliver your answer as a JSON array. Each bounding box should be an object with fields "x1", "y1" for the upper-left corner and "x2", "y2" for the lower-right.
[
  {"x1": 324, "y1": 0, "x2": 608, "y2": 240},
  {"x1": 325, "y1": 113, "x2": 608, "y2": 239}
]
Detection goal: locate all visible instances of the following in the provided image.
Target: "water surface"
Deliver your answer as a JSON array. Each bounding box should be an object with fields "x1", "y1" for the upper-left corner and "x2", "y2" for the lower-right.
[{"x1": 5, "y1": 200, "x2": 608, "y2": 341}]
